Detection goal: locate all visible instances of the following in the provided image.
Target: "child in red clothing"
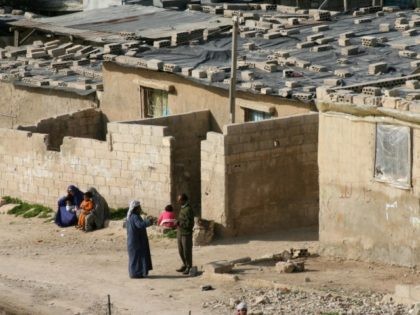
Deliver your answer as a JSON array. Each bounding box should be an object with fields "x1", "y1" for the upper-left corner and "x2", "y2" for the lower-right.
[
  {"x1": 157, "y1": 205, "x2": 177, "y2": 228},
  {"x1": 76, "y1": 192, "x2": 94, "y2": 230}
]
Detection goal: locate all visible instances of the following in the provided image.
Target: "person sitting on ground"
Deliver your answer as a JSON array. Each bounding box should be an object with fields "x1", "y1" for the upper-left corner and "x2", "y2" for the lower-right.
[
  {"x1": 235, "y1": 302, "x2": 247, "y2": 315},
  {"x1": 76, "y1": 192, "x2": 94, "y2": 231},
  {"x1": 55, "y1": 185, "x2": 84, "y2": 227},
  {"x1": 157, "y1": 204, "x2": 177, "y2": 229},
  {"x1": 84, "y1": 187, "x2": 110, "y2": 232}
]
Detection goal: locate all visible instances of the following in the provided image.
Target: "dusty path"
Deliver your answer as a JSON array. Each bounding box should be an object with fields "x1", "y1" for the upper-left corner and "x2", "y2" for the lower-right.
[{"x1": 0, "y1": 205, "x2": 418, "y2": 315}]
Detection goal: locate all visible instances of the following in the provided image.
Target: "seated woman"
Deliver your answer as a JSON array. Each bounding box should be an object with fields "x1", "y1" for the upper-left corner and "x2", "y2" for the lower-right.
[
  {"x1": 157, "y1": 205, "x2": 177, "y2": 229},
  {"x1": 55, "y1": 185, "x2": 84, "y2": 227},
  {"x1": 84, "y1": 187, "x2": 110, "y2": 232}
]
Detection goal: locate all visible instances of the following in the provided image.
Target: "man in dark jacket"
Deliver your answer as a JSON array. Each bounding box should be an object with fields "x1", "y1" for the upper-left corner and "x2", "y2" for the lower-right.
[{"x1": 176, "y1": 193, "x2": 194, "y2": 275}]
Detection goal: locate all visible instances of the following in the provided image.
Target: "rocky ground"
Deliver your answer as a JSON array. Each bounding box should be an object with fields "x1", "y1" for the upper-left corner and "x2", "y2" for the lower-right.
[
  {"x1": 0, "y1": 204, "x2": 419, "y2": 315},
  {"x1": 204, "y1": 287, "x2": 413, "y2": 315}
]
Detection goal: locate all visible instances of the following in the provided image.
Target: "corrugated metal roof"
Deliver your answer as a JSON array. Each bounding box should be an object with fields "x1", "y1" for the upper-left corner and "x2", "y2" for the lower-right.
[{"x1": 10, "y1": 5, "x2": 231, "y2": 43}]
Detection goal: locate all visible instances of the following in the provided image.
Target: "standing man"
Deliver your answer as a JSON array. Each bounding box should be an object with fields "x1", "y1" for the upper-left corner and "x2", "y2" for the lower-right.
[{"x1": 176, "y1": 193, "x2": 194, "y2": 275}]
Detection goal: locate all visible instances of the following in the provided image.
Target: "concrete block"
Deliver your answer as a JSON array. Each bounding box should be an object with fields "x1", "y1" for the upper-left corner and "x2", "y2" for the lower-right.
[
  {"x1": 153, "y1": 40, "x2": 171, "y2": 48},
  {"x1": 285, "y1": 81, "x2": 299, "y2": 88},
  {"x1": 278, "y1": 88, "x2": 292, "y2": 97},
  {"x1": 243, "y1": 42, "x2": 256, "y2": 50},
  {"x1": 362, "y1": 86, "x2": 381, "y2": 96},
  {"x1": 338, "y1": 38, "x2": 351, "y2": 47},
  {"x1": 312, "y1": 25, "x2": 329, "y2": 33},
  {"x1": 307, "y1": 33, "x2": 324, "y2": 42},
  {"x1": 368, "y1": 62, "x2": 387, "y2": 75},
  {"x1": 354, "y1": 18, "x2": 372, "y2": 24},
  {"x1": 311, "y1": 44, "x2": 333, "y2": 52},
  {"x1": 341, "y1": 46, "x2": 359, "y2": 56},
  {"x1": 334, "y1": 69, "x2": 353, "y2": 78},
  {"x1": 379, "y1": 23, "x2": 392, "y2": 32},
  {"x1": 297, "y1": 41, "x2": 315, "y2": 49},
  {"x1": 158, "y1": 62, "x2": 179, "y2": 73},
  {"x1": 207, "y1": 70, "x2": 226, "y2": 82},
  {"x1": 399, "y1": 50, "x2": 417, "y2": 59},
  {"x1": 315, "y1": 36, "x2": 334, "y2": 45},
  {"x1": 147, "y1": 59, "x2": 164, "y2": 70},
  {"x1": 361, "y1": 36, "x2": 378, "y2": 47},
  {"x1": 192, "y1": 69, "x2": 207, "y2": 79}
]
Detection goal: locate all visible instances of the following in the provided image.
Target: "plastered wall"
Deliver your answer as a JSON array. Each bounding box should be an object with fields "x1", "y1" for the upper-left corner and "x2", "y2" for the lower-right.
[
  {"x1": 101, "y1": 62, "x2": 311, "y2": 132},
  {"x1": 202, "y1": 112, "x2": 319, "y2": 236},
  {"x1": 0, "y1": 82, "x2": 98, "y2": 129},
  {"x1": 318, "y1": 113, "x2": 420, "y2": 267}
]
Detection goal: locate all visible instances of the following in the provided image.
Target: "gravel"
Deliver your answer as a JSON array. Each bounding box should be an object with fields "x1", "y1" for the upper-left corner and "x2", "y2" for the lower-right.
[{"x1": 203, "y1": 287, "x2": 412, "y2": 315}]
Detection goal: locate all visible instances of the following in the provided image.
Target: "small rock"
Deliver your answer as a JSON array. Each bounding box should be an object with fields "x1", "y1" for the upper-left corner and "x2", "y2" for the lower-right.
[
  {"x1": 276, "y1": 261, "x2": 295, "y2": 273},
  {"x1": 305, "y1": 277, "x2": 311, "y2": 282}
]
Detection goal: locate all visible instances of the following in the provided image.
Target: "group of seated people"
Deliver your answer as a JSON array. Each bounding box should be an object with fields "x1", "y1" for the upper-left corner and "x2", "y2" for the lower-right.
[
  {"x1": 56, "y1": 185, "x2": 180, "y2": 231},
  {"x1": 55, "y1": 185, "x2": 109, "y2": 232}
]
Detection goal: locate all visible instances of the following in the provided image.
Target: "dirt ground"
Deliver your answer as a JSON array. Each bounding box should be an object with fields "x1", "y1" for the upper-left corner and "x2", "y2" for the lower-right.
[{"x1": 0, "y1": 204, "x2": 419, "y2": 315}]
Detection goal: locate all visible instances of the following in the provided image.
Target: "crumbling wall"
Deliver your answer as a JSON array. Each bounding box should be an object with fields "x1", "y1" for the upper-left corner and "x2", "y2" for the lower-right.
[
  {"x1": 125, "y1": 111, "x2": 211, "y2": 214},
  {"x1": 319, "y1": 113, "x2": 420, "y2": 267},
  {"x1": 101, "y1": 62, "x2": 310, "y2": 132},
  {"x1": 201, "y1": 113, "x2": 319, "y2": 236},
  {"x1": 0, "y1": 122, "x2": 173, "y2": 216},
  {"x1": 0, "y1": 82, "x2": 98, "y2": 129},
  {"x1": 18, "y1": 109, "x2": 106, "y2": 151}
]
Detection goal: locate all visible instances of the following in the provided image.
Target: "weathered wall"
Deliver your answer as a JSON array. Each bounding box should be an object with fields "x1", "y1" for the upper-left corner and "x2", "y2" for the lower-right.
[
  {"x1": 0, "y1": 121, "x2": 172, "y2": 216},
  {"x1": 101, "y1": 62, "x2": 311, "y2": 132},
  {"x1": 202, "y1": 113, "x2": 319, "y2": 236},
  {"x1": 0, "y1": 83, "x2": 98, "y2": 129},
  {"x1": 319, "y1": 113, "x2": 420, "y2": 267},
  {"x1": 125, "y1": 111, "x2": 211, "y2": 214},
  {"x1": 18, "y1": 109, "x2": 106, "y2": 150}
]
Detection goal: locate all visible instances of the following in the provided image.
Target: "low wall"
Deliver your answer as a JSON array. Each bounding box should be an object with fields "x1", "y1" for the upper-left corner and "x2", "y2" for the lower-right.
[
  {"x1": 202, "y1": 112, "x2": 319, "y2": 236},
  {"x1": 0, "y1": 121, "x2": 172, "y2": 216},
  {"x1": 18, "y1": 109, "x2": 106, "y2": 151},
  {"x1": 319, "y1": 113, "x2": 420, "y2": 267}
]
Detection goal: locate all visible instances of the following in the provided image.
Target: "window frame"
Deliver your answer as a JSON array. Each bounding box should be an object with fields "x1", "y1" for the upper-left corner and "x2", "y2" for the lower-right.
[
  {"x1": 373, "y1": 123, "x2": 412, "y2": 190},
  {"x1": 140, "y1": 86, "x2": 169, "y2": 118}
]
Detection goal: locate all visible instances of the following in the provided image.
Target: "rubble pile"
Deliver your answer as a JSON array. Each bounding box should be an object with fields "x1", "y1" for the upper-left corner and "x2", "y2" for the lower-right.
[{"x1": 203, "y1": 287, "x2": 412, "y2": 315}]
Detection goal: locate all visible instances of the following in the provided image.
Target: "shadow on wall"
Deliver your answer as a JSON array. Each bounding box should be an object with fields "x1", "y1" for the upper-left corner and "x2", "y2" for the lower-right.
[{"x1": 18, "y1": 109, "x2": 107, "y2": 151}]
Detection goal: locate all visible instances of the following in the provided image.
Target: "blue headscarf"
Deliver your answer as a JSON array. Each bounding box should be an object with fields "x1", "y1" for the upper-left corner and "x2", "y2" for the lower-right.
[{"x1": 67, "y1": 185, "x2": 84, "y2": 207}]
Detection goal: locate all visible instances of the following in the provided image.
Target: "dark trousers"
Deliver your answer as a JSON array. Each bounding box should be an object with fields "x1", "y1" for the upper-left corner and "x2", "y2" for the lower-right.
[{"x1": 177, "y1": 231, "x2": 192, "y2": 268}]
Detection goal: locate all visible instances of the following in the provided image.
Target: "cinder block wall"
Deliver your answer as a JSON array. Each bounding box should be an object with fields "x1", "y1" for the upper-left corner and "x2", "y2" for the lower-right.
[
  {"x1": 202, "y1": 112, "x2": 319, "y2": 236},
  {"x1": 0, "y1": 122, "x2": 173, "y2": 216},
  {"x1": 18, "y1": 109, "x2": 106, "y2": 150},
  {"x1": 319, "y1": 113, "x2": 420, "y2": 267},
  {"x1": 125, "y1": 111, "x2": 211, "y2": 214}
]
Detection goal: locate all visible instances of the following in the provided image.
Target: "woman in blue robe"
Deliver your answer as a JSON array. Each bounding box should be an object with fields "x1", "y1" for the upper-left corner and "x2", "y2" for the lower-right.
[
  {"x1": 126, "y1": 200, "x2": 153, "y2": 278},
  {"x1": 55, "y1": 185, "x2": 84, "y2": 227}
]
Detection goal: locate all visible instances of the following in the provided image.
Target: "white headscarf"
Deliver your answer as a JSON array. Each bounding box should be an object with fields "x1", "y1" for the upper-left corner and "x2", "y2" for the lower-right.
[
  {"x1": 127, "y1": 200, "x2": 141, "y2": 220},
  {"x1": 236, "y1": 302, "x2": 247, "y2": 311}
]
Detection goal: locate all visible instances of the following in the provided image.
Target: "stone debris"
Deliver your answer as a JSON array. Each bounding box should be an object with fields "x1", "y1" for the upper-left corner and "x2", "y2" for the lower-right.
[
  {"x1": 203, "y1": 260, "x2": 234, "y2": 274},
  {"x1": 203, "y1": 287, "x2": 412, "y2": 315}
]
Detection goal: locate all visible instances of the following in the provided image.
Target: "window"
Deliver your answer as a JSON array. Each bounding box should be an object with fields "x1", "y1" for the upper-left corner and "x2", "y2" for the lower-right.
[
  {"x1": 140, "y1": 87, "x2": 169, "y2": 118},
  {"x1": 244, "y1": 108, "x2": 271, "y2": 122},
  {"x1": 374, "y1": 124, "x2": 411, "y2": 188}
]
